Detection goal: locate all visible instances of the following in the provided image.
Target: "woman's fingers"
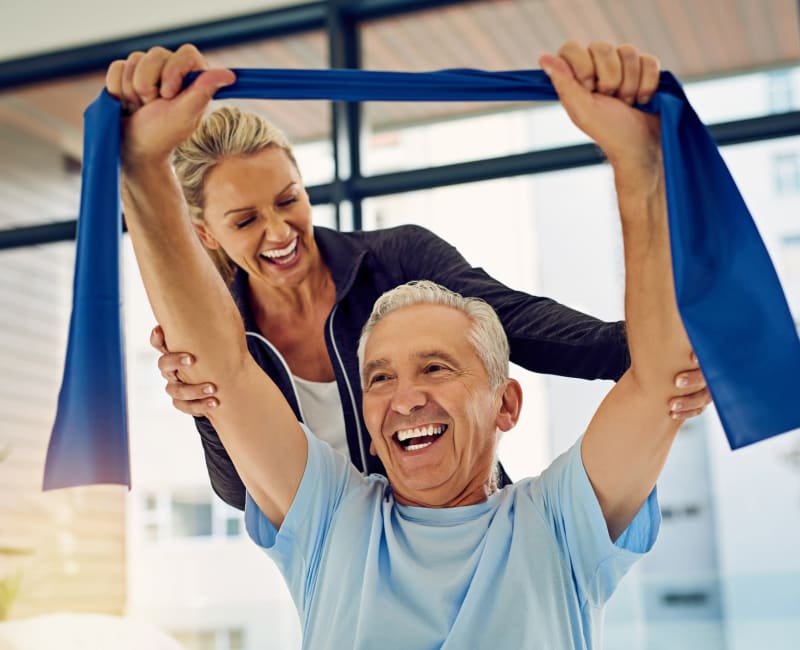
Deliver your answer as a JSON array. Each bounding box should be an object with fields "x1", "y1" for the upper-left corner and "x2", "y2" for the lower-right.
[
  {"x1": 675, "y1": 367, "x2": 705, "y2": 390},
  {"x1": 156, "y1": 349, "x2": 218, "y2": 415},
  {"x1": 670, "y1": 387, "x2": 712, "y2": 419},
  {"x1": 171, "y1": 395, "x2": 219, "y2": 417},
  {"x1": 157, "y1": 351, "x2": 194, "y2": 380},
  {"x1": 150, "y1": 324, "x2": 167, "y2": 353}
]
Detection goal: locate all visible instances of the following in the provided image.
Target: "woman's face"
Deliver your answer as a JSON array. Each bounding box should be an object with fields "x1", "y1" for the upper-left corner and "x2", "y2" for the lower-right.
[{"x1": 198, "y1": 147, "x2": 318, "y2": 289}]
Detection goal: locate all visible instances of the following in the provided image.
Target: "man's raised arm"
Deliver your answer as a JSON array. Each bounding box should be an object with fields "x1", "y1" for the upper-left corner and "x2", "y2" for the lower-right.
[
  {"x1": 107, "y1": 45, "x2": 307, "y2": 527},
  {"x1": 542, "y1": 42, "x2": 696, "y2": 540}
]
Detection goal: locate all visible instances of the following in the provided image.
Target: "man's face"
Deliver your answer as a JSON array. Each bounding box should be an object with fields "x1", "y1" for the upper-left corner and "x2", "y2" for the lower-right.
[{"x1": 361, "y1": 303, "x2": 511, "y2": 508}]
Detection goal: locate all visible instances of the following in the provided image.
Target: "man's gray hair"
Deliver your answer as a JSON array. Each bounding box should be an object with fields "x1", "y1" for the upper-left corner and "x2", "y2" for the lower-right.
[{"x1": 357, "y1": 280, "x2": 510, "y2": 390}]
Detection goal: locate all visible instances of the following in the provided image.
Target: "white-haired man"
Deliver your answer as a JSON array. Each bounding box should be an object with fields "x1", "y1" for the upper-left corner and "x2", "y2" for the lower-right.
[{"x1": 115, "y1": 40, "x2": 693, "y2": 648}]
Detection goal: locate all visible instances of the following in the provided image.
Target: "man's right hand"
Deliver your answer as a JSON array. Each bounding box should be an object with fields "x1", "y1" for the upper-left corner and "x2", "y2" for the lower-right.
[
  {"x1": 105, "y1": 44, "x2": 235, "y2": 166},
  {"x1": 151, "y1": 324, "x2": 218, "y2": 416}
]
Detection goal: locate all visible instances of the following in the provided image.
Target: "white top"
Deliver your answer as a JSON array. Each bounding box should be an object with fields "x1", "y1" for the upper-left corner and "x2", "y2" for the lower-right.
[{"x1": 292, "y1": 375, "x2": 349, "y2": 457}]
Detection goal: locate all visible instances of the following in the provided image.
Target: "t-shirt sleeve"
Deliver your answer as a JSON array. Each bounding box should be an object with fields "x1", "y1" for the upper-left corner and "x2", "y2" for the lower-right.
[
  {"x1": 531, "y1": 438, "x2": 661, "y2": 608},
  {"x1": 243, "y1": 424, "x2": 363, "y2": 613}
]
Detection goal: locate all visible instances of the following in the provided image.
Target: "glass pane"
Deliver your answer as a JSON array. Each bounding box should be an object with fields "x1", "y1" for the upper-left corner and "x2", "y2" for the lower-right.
[
  {"x1": 205, "y1": 31, "x2": 333, "y2": 185},
  {"x1": 361, "y1": 0, "x2": 800, "y2": 174},
  {"x1": 228, "y1": 628, "x2": 245, "y2": 650},
  {"x1": 0, "y1": 29, "x2": 332, "y2": 231},
  {"x1": 225, "y1": 518, "x2": 241, "y2": 538},
  {"x1": 170, "y1": 497, "x2": 212, "y2": 538}
]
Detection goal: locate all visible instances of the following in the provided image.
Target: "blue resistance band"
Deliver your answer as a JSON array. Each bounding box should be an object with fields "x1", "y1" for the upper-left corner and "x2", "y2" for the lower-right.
[{"x1": 43, "y1": 68, "x2": 800, "y2": 490}]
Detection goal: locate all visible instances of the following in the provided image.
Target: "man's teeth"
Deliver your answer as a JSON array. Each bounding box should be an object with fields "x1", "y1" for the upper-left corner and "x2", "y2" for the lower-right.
[
  {"x1": 396, "y1": 424, "x2": 445, "y2": 442},
  {"x1": 261, "y1": 239, "x2": 297, "y2": 259},
  {"x1": 395, "y1": 424, "x2": 446, "y2": 451}
]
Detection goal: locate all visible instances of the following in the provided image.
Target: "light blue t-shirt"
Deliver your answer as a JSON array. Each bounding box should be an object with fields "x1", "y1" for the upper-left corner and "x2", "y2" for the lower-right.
[{"x1": 246, "y1": 426, "x2": 660, "y2": 649}]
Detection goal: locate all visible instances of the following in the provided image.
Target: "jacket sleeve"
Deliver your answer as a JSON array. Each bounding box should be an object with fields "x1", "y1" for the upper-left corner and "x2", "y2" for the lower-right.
[
  {"x1": 195, "y1": 415, "x2": 247, "y2": 510},
  {"x1": 389, "y1": 225, "x2": 630, "y2": 381}
]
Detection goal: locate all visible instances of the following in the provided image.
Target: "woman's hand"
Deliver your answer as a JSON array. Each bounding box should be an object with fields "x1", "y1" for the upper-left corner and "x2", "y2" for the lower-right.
[
  {"x1": 105, "y1": 44, "x2": 235, "y2": 166},
  {"x1": 150, "y1": 325, "x2": 219, "y2": 416},
  {"x1": 670, "y1": 352, "x2": 711, "y2": 421}
]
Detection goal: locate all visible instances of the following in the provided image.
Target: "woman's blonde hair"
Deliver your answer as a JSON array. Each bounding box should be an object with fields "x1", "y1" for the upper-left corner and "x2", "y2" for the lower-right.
[{"x1": 173, "y1": 106, "x2": 299, "y2": 285}]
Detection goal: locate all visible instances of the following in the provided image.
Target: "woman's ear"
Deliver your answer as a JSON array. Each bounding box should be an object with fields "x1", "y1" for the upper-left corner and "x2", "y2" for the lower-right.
[
  {"x1": 193, "y1": 223, "x2": 220, "y2": 250},
  {"x1": 495, "y1": 379, "x2": 522, "y2": 433}
]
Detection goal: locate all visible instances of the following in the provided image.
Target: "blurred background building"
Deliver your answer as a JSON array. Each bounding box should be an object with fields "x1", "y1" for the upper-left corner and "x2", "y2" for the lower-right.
[{"x1": 1, "y1": 1, "x2": 798, "y2": 648}]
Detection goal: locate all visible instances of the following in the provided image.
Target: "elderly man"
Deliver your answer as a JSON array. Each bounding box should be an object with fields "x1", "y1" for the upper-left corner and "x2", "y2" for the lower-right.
[{"x1": 116, "y1": 40, "x2": 694, "y2": 648}]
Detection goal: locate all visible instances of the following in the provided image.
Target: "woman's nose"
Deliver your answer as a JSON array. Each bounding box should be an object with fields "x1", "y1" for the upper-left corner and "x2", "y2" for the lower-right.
[{"x1": 262, "y1": 213, "x2": 292, "y2": 242}]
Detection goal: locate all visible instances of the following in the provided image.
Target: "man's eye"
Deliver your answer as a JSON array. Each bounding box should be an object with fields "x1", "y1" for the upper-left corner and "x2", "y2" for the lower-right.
[
  {"x1": 425, "y1": 364, "x2": 448, "y2": 374},
  {"x1": 235, "y1": 216, "x2": 256, "y2": 229},
  {"x1": 368, "y1": 373, "x2": 390, "y2": 386}
]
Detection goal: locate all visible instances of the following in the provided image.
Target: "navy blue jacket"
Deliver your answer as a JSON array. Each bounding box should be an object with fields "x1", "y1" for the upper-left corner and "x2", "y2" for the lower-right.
[{"x1": 196, "y1": 224, "x2": 629, "y2": 509}]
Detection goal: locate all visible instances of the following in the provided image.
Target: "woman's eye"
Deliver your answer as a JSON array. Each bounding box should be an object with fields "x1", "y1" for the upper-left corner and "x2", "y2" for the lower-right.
[
  {"x1": 235, "y1": 216, "x2": 256, "y2": 229},
  {"x1": 278, "y1": 196, "x2": 298, "y2": 208}
]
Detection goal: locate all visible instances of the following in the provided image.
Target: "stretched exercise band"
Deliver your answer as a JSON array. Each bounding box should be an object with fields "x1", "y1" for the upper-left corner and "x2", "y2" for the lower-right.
[{"x1": 44, "y1": 68, "x2": 800, "y2": 489}]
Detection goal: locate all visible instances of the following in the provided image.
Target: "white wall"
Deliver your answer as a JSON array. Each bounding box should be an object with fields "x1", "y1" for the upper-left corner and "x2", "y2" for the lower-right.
[{"x1": 0, "y1": 0, "x2": 301, "y2": 62}]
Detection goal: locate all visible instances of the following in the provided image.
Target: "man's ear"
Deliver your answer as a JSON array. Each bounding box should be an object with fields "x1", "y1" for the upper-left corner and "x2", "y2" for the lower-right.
[
  {"x1": 193, "y1": 223, "x2": 220, "y2": 250},
  {"x1": 496, "y1": 378, "x2": 522, "y2": 433}
]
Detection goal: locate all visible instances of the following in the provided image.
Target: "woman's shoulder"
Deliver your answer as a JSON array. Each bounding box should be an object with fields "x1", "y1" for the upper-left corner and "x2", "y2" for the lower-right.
[{"x1": 318, "y1": 222, "x2": 439, "y2": 244}]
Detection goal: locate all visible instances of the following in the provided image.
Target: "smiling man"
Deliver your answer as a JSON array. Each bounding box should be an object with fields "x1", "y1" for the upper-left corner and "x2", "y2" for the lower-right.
[{"x1": 116, "y1": 39, "x2": 694, "y2": 649}]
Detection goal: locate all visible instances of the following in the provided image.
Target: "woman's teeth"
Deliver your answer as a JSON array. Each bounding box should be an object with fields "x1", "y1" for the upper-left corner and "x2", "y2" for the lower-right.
[{"x1": 261, "y1": 239, "x2": 298, "y2": 264}]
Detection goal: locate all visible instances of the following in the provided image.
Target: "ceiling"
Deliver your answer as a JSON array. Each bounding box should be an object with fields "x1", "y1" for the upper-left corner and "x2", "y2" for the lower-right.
[{"x1": 0, "y1": 0, "x2": 798, "y2": 230}]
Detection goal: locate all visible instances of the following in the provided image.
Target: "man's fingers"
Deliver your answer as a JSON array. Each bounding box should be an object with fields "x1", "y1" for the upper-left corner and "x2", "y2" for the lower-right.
[
  {"x1": 169, "y1": 68, "x2": 236, "y2": 126},
  {"x1": 105, "y1": 60, "x2": 125, "y2": 99},
  {"x1": 160, "y1": 43, "x2": 209, "y2": 98},
  {"x1": 121, "y1": 51, "x2": 146, "y2": 110},
  {"x1": 588, "y1": 41, "x2": 622, "y2": 96},
  {"x1": 615, "y1": 44, "x2": 642, "y2": 105},
  {"x1": 539, "y1": 51, "x2": 593, "y2": 130},
  {"x1": 637, "y1": 54, "x2": 661, "y2": 104},
  {"x1": 132, "y1": 46, "x2": 173, "y2": 104},
  {"x1": 557, "y1": 39, "x2": 595, "y2": 90}
]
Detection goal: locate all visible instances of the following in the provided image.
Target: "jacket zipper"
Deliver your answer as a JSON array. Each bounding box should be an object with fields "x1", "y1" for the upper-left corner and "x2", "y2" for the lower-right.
[
  {"x1": 328, "y1": 304, "x2": 369, "y2": 475},
  {"x1": 245, "y1": 331, "x2": 308, "y2": 424}
]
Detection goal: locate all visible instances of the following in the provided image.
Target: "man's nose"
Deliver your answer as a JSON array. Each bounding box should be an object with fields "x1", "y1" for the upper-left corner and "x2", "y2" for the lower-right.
[{"x1": 390, "y1": 377, "x2": 427, "y2": 416}]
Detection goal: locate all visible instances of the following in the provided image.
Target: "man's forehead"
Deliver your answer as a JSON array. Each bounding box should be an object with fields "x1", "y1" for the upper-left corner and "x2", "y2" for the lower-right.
[{"x1": 365, "y1": 304, "x2": 473, "y2": 363}]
